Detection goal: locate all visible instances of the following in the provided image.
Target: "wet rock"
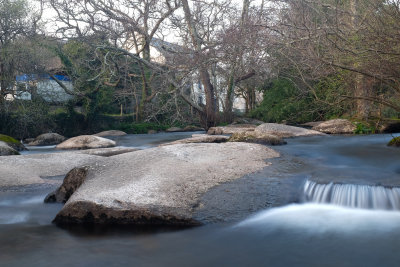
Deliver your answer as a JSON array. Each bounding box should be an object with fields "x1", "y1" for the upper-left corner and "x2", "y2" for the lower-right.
[
  {"x1": 56, "y1": 135, "x2": 116, "y2": 150},
  {"x1": 228, "y1": 132, "x2": 286, "y2": 146},
  {"x1": 45, "y1": 167, "x2": 89, "y2": 203},
  {"x1": 165, "y1": 127, "x2": 184, "y2": 132},
  {"x1": 160, "y1": 135, "x2": 229, "y2": 146},
  {"x1": 0, "y1": 141, "x2": 20, "y2": 156},
  {"x1": 0, "y1": 134, "x2": 26, "y2": 151},
  {"x1": 147, "y1": 130, "x2": 157, "y2": 134},
  {"x1": 28, "y1": 133, "x2": 66, "y2": 146},
  {"x1": 94, "y1": 130, "x2": 127, "y2": 137},
  {"x1": 254, "y1": 123, "x2": 324, "y2": 138},
  {"x1": 53, "y1": 143, "x2": 279, "y2": 226},
  {"x1": 207, "y1": 124, "x2": 257, "y2": 135},
  {"x1": 312, "y1": 119, "x2": 356, "y2": 134},
  {"x1": 388, "y1": 137, "x2": 400, "y2": 147}
]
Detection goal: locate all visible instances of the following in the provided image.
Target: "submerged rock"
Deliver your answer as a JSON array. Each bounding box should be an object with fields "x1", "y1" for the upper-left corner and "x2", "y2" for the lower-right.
[
  {"x1": 53, "y1": 143, "x2": 279, "y2": 226},
  {"x1": 56, "y1": 135, "x2": 116, "y2": 150},
  {"x1": 312, "y1": 119, "x2": 356, "y2": 134},
  {"x1": 0, "y1": 141, "x2": 20, "y2": 156},
  {"x1": 28, "y1": 133, "x2": 66, "y2": 146},
  {"x1": 228, "y1": 132, "x2": 286, "y2": 146},
  {"x1": 0, "y1": 134, "x2": 26, "y2": 151},
  {"x1": 207, "y1": 124, "x2": 257, "y2": 135},
  {"x1": 254, "y1": 123, "x2": 324, "y2": 138},
  {"x1": 388, "y1": 137, "x2": 400, "y2": 147},
  {"x1": 94, "y1": 130, "x2": 127, "y2": 137}
]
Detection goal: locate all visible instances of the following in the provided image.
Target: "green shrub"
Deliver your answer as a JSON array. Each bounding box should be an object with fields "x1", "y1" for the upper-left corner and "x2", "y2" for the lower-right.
[{"x1": 354, "y1": 122, "x2": 376, "y2": 134}]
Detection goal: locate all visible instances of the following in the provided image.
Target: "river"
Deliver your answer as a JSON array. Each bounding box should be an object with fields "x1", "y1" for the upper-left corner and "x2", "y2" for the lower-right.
[{"x1": 1, "y1": 132, "x2": 399, "y2": 267}]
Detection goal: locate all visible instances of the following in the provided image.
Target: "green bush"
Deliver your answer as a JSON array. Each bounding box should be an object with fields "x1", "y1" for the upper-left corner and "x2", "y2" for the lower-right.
[{"x1": 250, "y1": 75, "x2": 350, "y2": 124}]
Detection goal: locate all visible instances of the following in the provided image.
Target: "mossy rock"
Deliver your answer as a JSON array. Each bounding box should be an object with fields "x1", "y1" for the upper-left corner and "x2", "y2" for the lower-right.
[
  {"x1": 228, "y1": 132, "x2": 286, "y2": 146},
  {"x1": 388, "y1": 137, "x2": 400, "y2": 147},
  {"x1": 0, "y1": 134, "x2": 26, "y2": 151},
  {"x1": 0, "y1": 141, "x2": 20, "y2": 156}
]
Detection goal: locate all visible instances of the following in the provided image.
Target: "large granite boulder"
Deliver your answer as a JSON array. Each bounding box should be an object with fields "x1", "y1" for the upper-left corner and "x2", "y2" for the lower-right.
[
  {"x1": 207, "y1": 124, "x2": 257, "y2": 135},
  {"x1": 312, "y1": 119, "x2": 356, "y2": 134},
  {"x1": 0, "y1": 134, "x2": 26, "y2": 151},
  {"x1": 254, "y1": 123, "x2": 324, "y2": 138},
  {"x1": 56, "y1": 135, "x2": 116, "y2": 150},
  {"x1": 0, "y1": 141, "x2": 20, "y2": 156},
  {"x1": 53, "y1": 143, "x2": 279, "y2": 226},
  {"x1": 94, "y1": 130, "x2": 127, "y2": 137},
  {"x1": 228, "y1": 132, "x2": 286, "y2": 146},
  {"x1": 28, "y1": 133, "x2": 66, "y2": 146}
]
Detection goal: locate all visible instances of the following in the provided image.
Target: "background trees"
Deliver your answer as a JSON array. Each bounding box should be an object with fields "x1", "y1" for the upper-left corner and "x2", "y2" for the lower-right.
[{"x1": 1, "y1": 0, "x2": 399, "y2": 137}]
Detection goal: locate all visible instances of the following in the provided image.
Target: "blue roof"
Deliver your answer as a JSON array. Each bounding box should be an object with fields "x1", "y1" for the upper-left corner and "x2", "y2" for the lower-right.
[{"x1": 16, "y1": 74, "x2": 71, "y2": 82}]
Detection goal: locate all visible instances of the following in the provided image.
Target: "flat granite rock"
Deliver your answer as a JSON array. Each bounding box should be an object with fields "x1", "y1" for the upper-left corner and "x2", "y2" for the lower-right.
[
  {"x1": 53, "y1": 143, "x2": 280, "y2": 226},
  {"x1": 255, "y1": 123, "x2": 325, "y2": 138},
  {"x1": 0, "y1": 152, "x2": 101, "y2": 187}
]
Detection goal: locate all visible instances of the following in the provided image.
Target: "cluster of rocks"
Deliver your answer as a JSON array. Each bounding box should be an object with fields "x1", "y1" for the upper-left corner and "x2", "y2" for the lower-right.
[{"x1": 2, "y1": 117, "x2": 397, "y2": 227}]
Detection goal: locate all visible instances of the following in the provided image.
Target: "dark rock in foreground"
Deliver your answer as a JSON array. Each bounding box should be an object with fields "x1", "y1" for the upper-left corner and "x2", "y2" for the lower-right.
[
  {"x1": 45, "y1": 167, "x2": 89, "y2": 203},
  {"x1": 53, "y1": 143, "x2": 279, "y2": 226}
]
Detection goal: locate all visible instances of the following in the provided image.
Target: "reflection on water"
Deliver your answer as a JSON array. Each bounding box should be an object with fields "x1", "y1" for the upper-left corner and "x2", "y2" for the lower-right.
[{"x1": 1, "y1": 203, "x2": 400, "y2": 267}]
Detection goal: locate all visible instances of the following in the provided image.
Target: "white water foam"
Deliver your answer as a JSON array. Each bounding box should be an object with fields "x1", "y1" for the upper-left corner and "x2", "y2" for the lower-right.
[
  {"x1": 304, "y1": 180, "x2": 400, "y2": 210},
  {"x1": 235, "y1": 203, "x2": 400, "y2": 233}
]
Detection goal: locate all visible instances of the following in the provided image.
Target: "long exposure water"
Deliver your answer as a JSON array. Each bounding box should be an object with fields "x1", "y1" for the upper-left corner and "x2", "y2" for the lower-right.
[{"x1": 1, "y1": 132, "x2": 400, "y2": 266}]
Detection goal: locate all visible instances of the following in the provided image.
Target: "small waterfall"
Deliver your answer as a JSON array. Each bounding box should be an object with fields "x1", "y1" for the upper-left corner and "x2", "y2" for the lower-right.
[{"x1": 304, "y1": 180, "x2": 400, "y2": 210}]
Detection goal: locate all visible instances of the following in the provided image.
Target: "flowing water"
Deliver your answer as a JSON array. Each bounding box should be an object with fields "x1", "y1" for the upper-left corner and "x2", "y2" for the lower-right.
[{"x1": 1, "y1": 133, "x2": 400, "y2": 266}]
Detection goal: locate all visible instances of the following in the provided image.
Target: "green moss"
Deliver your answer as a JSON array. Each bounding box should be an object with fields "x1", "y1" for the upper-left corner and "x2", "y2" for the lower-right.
[
  {"x1": 388, "y1": 137, "x2": 400, "y2": 147},
  {"x1": 0, "y1": 134, "x2": 20, "y2": 144}
]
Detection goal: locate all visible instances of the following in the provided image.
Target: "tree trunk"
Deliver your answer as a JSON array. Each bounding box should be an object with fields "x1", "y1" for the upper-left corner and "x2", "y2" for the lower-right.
[{"x1": 181, "y1": 0, "x2": 217, "y2": 129}]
